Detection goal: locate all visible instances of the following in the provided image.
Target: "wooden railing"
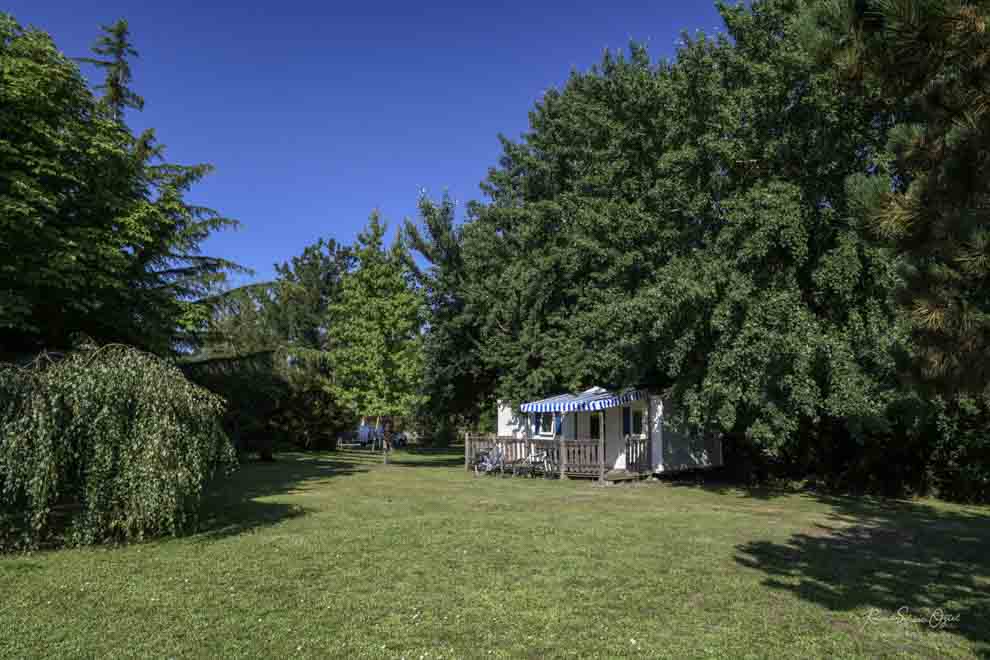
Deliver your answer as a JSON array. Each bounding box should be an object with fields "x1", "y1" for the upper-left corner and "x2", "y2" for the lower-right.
[
  {"x1": 464, "y1": 433, "x2": 651, "y2": 479},
  {"x1": 464, "y1": 435, "x2": 560, "y2": 475},
  {"x1": 562, "y1": 440, "x2": 603, "y2": 477},
  {"x1": 625, "y1": 435, "x2": 650, "y2": 473}
]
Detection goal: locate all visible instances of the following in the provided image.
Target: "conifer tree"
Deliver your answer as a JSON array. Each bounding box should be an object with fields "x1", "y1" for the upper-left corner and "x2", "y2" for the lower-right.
[
  {"x1": 806, "y1": 0, "x2": 990, "y2": 396},
  {"x1": 76, "y1": 19, "x2": 143, "y2": 121},
  {"x1": 0, "y1": 14, "x2": 240, "y2": 356}
]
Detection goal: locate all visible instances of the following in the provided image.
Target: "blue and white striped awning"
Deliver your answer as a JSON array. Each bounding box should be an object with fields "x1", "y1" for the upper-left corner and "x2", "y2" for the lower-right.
[{"x1": 520, "y1": 387, "x2": 647, "y2": 413}]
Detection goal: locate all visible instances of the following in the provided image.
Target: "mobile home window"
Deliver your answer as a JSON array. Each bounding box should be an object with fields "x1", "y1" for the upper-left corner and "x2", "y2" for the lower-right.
[
  {"x1": 632, "y1": 409, "x2": 644, "y2": 436},
  {"x1": 588, "y1": 413, "x2": 601, "y2": 440},
  {"x1": 535, "y1": 412, "x2": 554, "y2": 437}
]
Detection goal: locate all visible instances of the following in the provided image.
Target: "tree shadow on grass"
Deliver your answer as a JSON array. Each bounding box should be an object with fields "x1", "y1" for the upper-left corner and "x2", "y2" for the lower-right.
[
  {"x1": 389, "y1": 446, "x2": 464, "y2": 469},
  {"x1": 659, "y1": 468, "x2": 787, "y2": 500},
  {"x1": 734, "y1": 494, "x2": 990, "y2": 655},
  {"x1": 194, "y1": 451, "x2": 370, "y2": 541}
]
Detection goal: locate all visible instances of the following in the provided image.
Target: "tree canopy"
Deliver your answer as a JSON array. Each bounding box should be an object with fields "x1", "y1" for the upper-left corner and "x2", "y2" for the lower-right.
[
  {"x1": 402, "y1": 193, "x2": 492, "y2": 438},
  {"x1": 0, "y1": 14, "x2": 240, "y2": 358},
  {"x1": 803, "y1": 0, "x2": 990, "y2": 398},
  {"x1": 459, "y1": 1, "x2": 905, "y2": 444},
  {"x1": 3, "y1": 2, "x2": 988, "y2": 500},
  {"x1": 427, "y1": 0, "x2": 989, "y2": 496},
  {"x1": 326, "y1": 213, "x2": 425, "y2": 422}
]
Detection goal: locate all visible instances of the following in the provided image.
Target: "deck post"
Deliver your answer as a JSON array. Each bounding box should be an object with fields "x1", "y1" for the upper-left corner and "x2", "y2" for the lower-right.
[
  {"x1": 558, "y1": 434, "x2": 567, "y2": 479},
  {"x1": 598, "y1": 433, "x2": 605, "y2": 483},
  {"x1": 464, "y1": 432, "x2": 470, "y2": 472}
]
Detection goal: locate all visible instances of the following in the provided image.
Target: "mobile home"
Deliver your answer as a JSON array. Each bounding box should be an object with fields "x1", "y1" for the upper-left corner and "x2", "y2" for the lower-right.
[{"x1": 473, "y1": 386, "x2": 722, "y2": 479}]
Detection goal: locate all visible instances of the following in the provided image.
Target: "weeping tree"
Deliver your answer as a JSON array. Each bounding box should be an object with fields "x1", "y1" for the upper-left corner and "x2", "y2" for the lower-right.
[{"x1": 1, "y1": 345, "x2": 236, "y2": 550}]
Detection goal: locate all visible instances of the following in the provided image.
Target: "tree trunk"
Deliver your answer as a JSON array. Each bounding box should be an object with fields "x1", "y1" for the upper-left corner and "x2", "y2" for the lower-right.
[{"x1": 382, "y1": 416, "x2": 392, "y2": 465}]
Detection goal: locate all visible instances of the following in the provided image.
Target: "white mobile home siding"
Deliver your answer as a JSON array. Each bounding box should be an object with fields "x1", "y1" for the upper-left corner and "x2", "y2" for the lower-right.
[{"x1": 650, "y1": 396, "x2": 724, "y2": 472}]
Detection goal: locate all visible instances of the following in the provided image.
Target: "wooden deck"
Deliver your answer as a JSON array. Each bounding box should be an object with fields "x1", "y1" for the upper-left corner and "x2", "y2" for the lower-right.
[{"x1": 464, "y1": 434, "x2": 651, "y2": 481}]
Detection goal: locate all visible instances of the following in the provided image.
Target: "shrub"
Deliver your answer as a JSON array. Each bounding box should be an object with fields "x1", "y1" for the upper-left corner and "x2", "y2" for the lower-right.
[
  {"x1": 178, "y1": 351, "x2": 286, "y2": 460},
  {"x1": 930, "y1": 397, "x2": 990, "y2": 504},
  {"x1": 0, "y1": 345, "x2": 236, "y2": 550},
  {"x1": 179, "y1": 350, "x2": 355, "y2": 456}
]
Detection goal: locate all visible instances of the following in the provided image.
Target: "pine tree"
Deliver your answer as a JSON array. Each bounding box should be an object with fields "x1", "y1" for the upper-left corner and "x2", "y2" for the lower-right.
[
  {"x1": 807, "y1": 0, "x2": 990, "y2": 396},
  {"x1": 74, "y1": 18, "x2": 244, "y2": 353},
  {"x1": 76, "y1": 19, "x2": 144, "y2": 121}
]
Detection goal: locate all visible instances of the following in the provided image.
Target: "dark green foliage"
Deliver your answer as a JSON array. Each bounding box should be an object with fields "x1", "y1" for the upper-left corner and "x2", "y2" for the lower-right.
[
  {"x1": 0, "y1": 15, "x2": 136, "y2": 354},
  {"x1": 402, "y1": 193, "x2": 493, "y2": 440},
  {"x1": 185, "y1": 239, "x2": 357, "y2": 453},
  {"x1": 269, "y1": 238, "x2": 357, "y2": 448},
  {"x1": 462, "y1": 44, "x2": 676, "y2": 402},
  {"x1": 179, "y1": 349, "x2": 286, "y2": 460},
  {"x1": 0, "y1": 14, "x2": 241, "y2": 358},
  {"x1": 0, "y1": 346, "x2": 236, "y2": 550},
  {"x1": 651, "y1": 2, "x2": 903, "y2": 453},
  {"x1": 273, "y1": 237, "x2": 353, "y2": 349},
  {"x1": 447, "y1": 0, "x2": 990, "y2": 498},
  {"x1": 193, "y1": 283, "x2": 283, "y2": 358},
  {"x1": 75, "y1": 19, "x2": 143, "y2": 121},
  {"x1": 643, "y1": 3, "x2": 908, "y2": 461},
  {"x1": 804, "y1": 0, "x2": 990, "y2": 397},
  {"x1": 793, "y1": 0, "x2": 990, "y2": 496},
  {"x1": 463, "y1": 1, "x2": 904, "y2": 437},
  {"x1": 930, "y1": 396, "x2": 990, "y2": 502}
]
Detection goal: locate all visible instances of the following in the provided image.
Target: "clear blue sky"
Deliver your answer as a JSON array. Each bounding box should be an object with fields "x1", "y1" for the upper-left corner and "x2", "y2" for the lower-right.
[{"x1": 7, "y1": 1, "x2": 726, "y2": 284}]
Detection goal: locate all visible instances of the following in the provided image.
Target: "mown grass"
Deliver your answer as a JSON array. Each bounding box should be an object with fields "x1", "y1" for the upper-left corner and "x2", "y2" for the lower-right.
[{"x1": 1, "y1": 447, "x2": 988, "y2": 659}]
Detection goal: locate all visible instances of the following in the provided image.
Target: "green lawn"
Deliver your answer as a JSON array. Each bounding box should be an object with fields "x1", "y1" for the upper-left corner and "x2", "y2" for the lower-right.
[{"x1": 1, "y1": 448, "x2": 988, "y2": 659}]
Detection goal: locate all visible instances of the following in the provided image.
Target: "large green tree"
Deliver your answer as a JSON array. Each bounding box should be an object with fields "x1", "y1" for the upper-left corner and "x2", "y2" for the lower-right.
[
  {"x1": 185, "y1": 238, "x2": 355, "y2": 453},
  {"x1": 326, "y1": 213, "x2": 424, "y2": 458},
  {"x1": 402, "y1": 193, "x2": 492, "y2": 439},
  {"x1": 75, "y1": 19, "x2": 144, "y2": 121},
  {"x1": 462, "y1": 45, "x2": 676, "y2": 403},
  {"x1": 273, "y1": 238, "x2": 353, "y2": 353},
  {"x1": 268, "y1": 238, "x2": 355, "y2": 449},
  {"x1": 644, "y1": 1, "x2": 908, "y2": 463},
  {"x1": 458, "y1": 0, "x2": 924, "y2": 490},
  {"x1": 0, "y1": 14, "x2": 239, "y2": 357}
]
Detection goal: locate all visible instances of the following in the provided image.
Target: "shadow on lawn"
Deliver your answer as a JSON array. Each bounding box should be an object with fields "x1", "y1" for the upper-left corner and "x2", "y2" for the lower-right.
[
  {"x1": 733, "y1": 494, "x2": 990, "y2": 654},
  {"x1": 660, "y1": 469, "x2": 784, "y2": 499},
  {"x1": 389, "y1": 445, "x2": 464, "y2": 469},
  {"x1": 195, "y1": 451, "x2": 370, "y2": 541}
]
